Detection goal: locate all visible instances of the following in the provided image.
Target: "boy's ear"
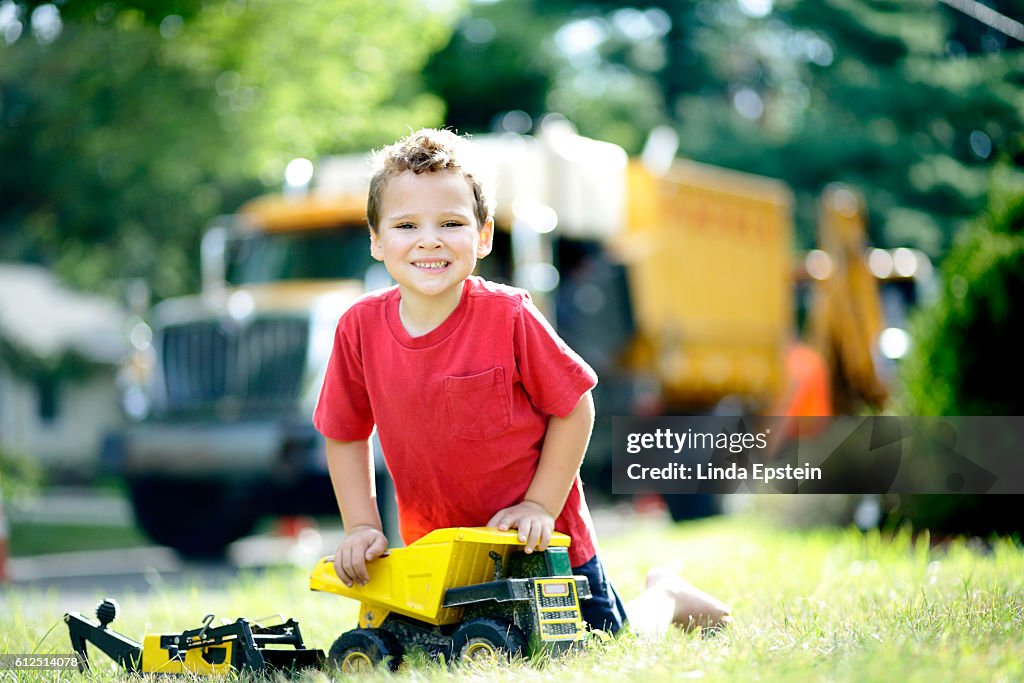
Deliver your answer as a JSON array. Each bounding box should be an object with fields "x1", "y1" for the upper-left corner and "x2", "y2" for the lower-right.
[
  {"x1": 369, "y1": 226, "x2": 384, "y2": 262},
  {"x1": 477, "y1": 217, "x2": 495, "y2": 258}
]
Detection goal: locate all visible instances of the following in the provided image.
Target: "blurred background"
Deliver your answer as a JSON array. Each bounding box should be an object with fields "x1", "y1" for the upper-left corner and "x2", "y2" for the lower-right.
[{"x1": 1, "y1": 0, "x2": 1022, "y2": 582}]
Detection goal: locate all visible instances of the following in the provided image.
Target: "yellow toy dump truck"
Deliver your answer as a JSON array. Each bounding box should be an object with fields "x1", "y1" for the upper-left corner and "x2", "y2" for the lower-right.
[{"x1": 310, "y1": 527, "x2": 592, "y2": 670}]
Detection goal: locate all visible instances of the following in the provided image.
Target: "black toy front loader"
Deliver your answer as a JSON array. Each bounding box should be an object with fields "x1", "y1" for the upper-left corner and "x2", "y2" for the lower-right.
[{"x1": 65, "y1": 599, "x2": 323, "y2": 675}]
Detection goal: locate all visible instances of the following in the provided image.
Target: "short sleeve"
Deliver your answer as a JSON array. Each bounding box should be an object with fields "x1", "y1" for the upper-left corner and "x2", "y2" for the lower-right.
[
  {"x1": 312, "y1": 312, "x2": 375, "y2": 441},
  {"x1": 513, "y1": 294, "x2": 598, "y2": 417}
]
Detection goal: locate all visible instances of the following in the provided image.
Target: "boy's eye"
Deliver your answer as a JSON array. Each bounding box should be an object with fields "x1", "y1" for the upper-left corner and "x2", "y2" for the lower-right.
[
  {"x1": 394, "y1": 223, "x2": 415, "y2": 230},
  {"x1": 443, "y1": 221, "x2": 465, "y2": 228}
]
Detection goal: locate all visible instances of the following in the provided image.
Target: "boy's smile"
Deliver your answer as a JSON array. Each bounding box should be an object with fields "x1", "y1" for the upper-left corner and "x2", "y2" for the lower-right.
[{"x1": 371, "y1": 169, "x2": 493, "y2": 324}]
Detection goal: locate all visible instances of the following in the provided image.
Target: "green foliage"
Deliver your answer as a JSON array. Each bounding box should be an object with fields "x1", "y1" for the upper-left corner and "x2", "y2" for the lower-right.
[
  {"x1": 885, "y1": 169, "x2": 1023, "y2": 535},
  {"x1": 170, "y1": 0, "x2": 452, "y2": 172},
  {"x1": 670, "y1": 0, "x2": 1024, "y2": 254},
  {"x1": 8, "y1": 521, "x2": 147, "y2": 556},
  {"x1": 0, "y1": 1, "x2": 456, "y2": 299},
  {"x1": 10, "y1": 1, "x2": 206, "y2": 25},
  {"x1": 430, "y1": 0, "x2": 1024, "y2": 255},
  {"x1": 0, "y1": 446, "x2": 42, "y2": 502},
  {"x1": 0, "y1": 334, "x2": 101, "y2": 386},
  {"x1": 1, "y1": 25, "x2": 244, "y2": 297},
  {"x1": 4, "y1": 0, "x2": 1019, "y2": 299},
  {"x1": 424, "y1": 0, "x2": 670, "y2": 152},
  {"x1": 424, "y1": 0, "x2": 562, "y2": 133},
  {"x1": 898, "y1": 171, "x2": 1024, "y2": 416}
]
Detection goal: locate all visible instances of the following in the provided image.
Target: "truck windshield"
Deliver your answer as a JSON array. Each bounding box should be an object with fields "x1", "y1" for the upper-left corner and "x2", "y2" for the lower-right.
[{"x1": 226, "y1": 227, "x2": 374, "y2": 284}]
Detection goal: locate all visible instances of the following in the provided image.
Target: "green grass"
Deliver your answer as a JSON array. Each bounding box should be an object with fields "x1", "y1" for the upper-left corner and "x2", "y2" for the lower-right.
[
  {"x1": 8, "y1": 522, "x2": 149, "y2": 556},
  {"x1": 4, "y1": 516, "x2": 1023, "y2": 682}
]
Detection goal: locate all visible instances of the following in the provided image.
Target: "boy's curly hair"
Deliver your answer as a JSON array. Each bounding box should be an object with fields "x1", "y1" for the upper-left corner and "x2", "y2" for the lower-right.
[{"x1": 367, "y1": 128, "x2": 495, "y2": 232}]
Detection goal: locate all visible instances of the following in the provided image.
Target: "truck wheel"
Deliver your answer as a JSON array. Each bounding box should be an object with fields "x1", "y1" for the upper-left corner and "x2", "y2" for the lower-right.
[
  {"x1": 328, "y1": 628, "x2": 402, "y2": 672},
  {"x1": 663, "y1": 493, "x2": 721, "y2": 522},
  {"x1": 127, "y1": 478, "x2": 258, "y2": 558},
  {"x1": 451, "y1": 618, "x2": 527, "y2": 662}
]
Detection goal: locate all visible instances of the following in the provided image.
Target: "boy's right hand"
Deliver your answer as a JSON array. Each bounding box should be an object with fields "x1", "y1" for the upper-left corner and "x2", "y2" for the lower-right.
[{"x1": 334, "y1": 525, "x2": 388, "y2": 587}]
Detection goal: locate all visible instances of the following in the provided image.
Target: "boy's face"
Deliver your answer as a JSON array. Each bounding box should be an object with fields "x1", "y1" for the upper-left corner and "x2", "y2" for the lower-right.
[{"x1": 371, "y1": 169, "x2": 493, "y2": 305}]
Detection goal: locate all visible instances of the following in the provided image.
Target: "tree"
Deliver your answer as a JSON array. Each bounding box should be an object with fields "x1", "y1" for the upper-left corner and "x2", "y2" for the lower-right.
[
  {"x1": 426, "y1": 0, "x2": 1024, "y2": 253},
  {"x1": 759, "y1": 0, "x2": 1024, "y2": 253},
  {"x1": 892, "y1": 169, "x2": 1023, "y2": 533},
  {"x1": 424, "y1": 0, "x2": 670, "y2": 152},
  {"x1": 898, "y1": 168, "x2": 1024, "y2": 415},
  {"x1": 0, "y1": 0, "x2": 456, "y2": 298},
  {"x1": 0, "y1": 20, "x2": 244, "y2": 298}
]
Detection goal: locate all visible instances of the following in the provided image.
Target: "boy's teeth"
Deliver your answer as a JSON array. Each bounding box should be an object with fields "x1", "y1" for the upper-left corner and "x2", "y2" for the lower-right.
[{"x1": 418, "y1": 261, "x2": 449, "y2": 269}]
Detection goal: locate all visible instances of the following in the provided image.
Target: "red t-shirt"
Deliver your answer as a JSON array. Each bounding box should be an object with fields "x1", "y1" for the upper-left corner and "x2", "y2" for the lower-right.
[{"x1": 313, "y1": 276, "x2": 599, "y2": 566}]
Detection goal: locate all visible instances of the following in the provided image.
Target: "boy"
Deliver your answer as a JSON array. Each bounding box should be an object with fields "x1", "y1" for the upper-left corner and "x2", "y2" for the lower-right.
[{"x1": 313, "y1": 128, "x2": 730, "y2": 635}]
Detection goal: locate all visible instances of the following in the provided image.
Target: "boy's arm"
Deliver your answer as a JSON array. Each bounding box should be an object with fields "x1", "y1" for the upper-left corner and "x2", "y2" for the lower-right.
[
  {"x1": 487, "y1": 390, "x2": 595, "y2": 553},
  {"x1": 325, "y1": 437, "x2": 388, "y2": 586}
]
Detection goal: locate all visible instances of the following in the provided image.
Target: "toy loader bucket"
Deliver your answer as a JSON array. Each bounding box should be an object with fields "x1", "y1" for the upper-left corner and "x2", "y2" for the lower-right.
[{"x1": 310, "y1": 527, "x2": 571, "y2": 626}]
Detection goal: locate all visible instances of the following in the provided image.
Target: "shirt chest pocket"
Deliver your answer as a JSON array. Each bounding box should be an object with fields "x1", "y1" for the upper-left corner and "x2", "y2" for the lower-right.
[{"x1": 444, "y1": 367, "x2": 511, "y2": 441}]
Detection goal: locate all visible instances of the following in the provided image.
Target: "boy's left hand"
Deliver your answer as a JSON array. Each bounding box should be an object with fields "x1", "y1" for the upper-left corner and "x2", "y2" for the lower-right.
[{"x1": 487, "y1": 500, "x2": 555, "y2": 554}]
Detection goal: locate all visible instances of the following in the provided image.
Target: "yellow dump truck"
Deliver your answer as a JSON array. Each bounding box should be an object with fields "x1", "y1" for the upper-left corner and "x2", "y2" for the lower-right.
[
  {"x1": 310, "y1": 527, "x2": 591, "y2": 669},
  {"x1": 482, "y1": 120, "x2": 793, "y2": 415},
  {"x1": 526, "y1": 122, "x2": 926, "y2": 420},
  {"x1": 524, "y1": 124, "x2": 930, "y2": 519},
  {"x1": 617, "y1": 156, "x2": 793, "y2": 412}
]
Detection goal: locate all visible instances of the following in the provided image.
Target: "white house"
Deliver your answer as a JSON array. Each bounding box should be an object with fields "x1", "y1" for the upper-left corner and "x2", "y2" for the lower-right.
[{"x1": 0, "y1": 263, "x2": 128, "y2": 477}]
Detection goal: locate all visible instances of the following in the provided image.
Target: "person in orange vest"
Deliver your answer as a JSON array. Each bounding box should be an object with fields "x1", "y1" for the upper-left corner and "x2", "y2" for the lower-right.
[
  {"x1": 768, "y1": 339, "x2": 833, "y2": 449},
  {"x1": 778, "y1": 341, "x2": 833, "y2": 418}
]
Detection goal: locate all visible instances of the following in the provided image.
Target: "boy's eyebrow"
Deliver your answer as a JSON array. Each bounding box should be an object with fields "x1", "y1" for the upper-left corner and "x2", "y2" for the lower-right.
[{"x1": 384, "y1": 211, "x2": 473, "y2": 222}]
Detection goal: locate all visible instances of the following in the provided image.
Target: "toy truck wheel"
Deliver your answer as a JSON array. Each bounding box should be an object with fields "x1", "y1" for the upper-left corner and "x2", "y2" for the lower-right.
[
  {"x1": 328, "y1": 628, "x2": 402, "y2": 672},
  {"x1": 451, "y1": 618, "x2": 527, "y2": 662}
]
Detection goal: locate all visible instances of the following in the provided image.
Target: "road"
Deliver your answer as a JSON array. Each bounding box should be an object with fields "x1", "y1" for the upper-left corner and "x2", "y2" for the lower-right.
[
  {"x1": 1, "y1": 486, "x2": 346, "y2": 616},
  {"x1": 2, "y1": 531, "x2": 343, "y2": 616}
]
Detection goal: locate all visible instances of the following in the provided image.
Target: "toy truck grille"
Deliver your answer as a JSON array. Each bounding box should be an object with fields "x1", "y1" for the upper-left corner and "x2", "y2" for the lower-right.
[
  {"x1": 539, "y1": 610, "x2": 579, "y2": 620},
  {"x1": 534, "y1": 579, "x2": 586, "y2": 642},
  {"x1": 542, "y1": 621, "x2": 581, "y2": 638}
]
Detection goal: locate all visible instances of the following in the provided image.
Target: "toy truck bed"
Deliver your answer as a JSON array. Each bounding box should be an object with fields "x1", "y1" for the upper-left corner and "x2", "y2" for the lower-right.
[{"x1": 309, "y1": 527, "x2": 573, "y2": 626}]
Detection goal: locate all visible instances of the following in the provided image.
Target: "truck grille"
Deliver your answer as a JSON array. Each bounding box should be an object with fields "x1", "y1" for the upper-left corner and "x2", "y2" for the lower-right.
[
  {"x1": 534, "y1": 579, "x2": 585, "y2": 641},
  {"x1": 541, "y1": 621, "x2": 581, "y2": 637},
  {"x1": 159, "y1": 317, "x2": 308, "y2": 417},
  {"x1": 538, "y1": 593, "x2": 576, "y2": 609}
]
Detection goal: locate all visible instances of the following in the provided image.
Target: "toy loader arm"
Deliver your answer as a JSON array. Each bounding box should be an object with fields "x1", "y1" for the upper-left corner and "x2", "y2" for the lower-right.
[
  {"x1": 64, "y1": 599, "x2": 323, "y2": 676},
  {"x1": 64, "y1": 611, "x2": 142, "y2": 673}
]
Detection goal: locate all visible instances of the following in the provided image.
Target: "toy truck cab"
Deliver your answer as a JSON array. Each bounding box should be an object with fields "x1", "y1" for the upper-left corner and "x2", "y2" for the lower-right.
[{"x1": 310, "y1": 527, "x2": 592, "y2": 670}]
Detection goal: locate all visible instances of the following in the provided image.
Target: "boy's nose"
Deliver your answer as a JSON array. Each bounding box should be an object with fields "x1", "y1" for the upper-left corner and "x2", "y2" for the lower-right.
[{"x1": 417, "y1": 227, "x2": 443, "y2": 248}]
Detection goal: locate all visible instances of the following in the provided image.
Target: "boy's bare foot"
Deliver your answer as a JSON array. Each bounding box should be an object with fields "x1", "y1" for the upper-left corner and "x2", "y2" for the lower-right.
[{"x1": 645, "y1": 568, "x2": 732, "y2": 632}]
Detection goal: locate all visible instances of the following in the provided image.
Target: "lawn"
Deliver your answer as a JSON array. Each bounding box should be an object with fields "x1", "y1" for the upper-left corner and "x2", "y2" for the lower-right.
[
  {"x1": 3, "y1": 515, "x2": 1022, "y2": 682},
  {"x1": 7, "y1": 522, "x2": 148, "y2": 557}
]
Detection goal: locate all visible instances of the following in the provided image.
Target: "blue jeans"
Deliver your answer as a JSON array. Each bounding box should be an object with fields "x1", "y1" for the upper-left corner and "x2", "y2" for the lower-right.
[{"x1": 573, "y1": 554, "x2": 627, "y2": 634}]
